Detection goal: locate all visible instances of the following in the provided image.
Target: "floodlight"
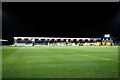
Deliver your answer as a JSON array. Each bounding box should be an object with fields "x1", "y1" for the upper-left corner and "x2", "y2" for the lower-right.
[{"x1": 104, "y1": 34, "x2": 110, "y2": 38}]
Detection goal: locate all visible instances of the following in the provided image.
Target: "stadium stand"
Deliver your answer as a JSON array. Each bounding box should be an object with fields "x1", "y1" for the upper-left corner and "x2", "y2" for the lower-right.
[{"x1": 13, "y1": 36, "x2": 114, "y2": 46}]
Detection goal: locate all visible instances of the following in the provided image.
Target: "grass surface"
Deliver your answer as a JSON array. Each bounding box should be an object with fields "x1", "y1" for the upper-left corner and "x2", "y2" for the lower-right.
[{"x1": 2, "y1": 46, "x2": 118, "y2": 78}]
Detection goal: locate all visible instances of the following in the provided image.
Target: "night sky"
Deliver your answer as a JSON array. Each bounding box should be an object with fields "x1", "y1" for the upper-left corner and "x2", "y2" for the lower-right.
[{"x1": 2, "y1": 2, "x2": 120, "y2": 44}]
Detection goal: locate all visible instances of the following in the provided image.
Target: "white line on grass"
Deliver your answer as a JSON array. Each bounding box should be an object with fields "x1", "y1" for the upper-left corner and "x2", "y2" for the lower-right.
[{"x1": 81, "y1": 54, "x2": 120, "y2": 62}]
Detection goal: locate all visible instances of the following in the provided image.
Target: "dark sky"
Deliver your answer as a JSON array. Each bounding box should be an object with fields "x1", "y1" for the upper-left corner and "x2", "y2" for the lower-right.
[{"x1": 2, "y1": 2, "x2": 120, "y2": 44}]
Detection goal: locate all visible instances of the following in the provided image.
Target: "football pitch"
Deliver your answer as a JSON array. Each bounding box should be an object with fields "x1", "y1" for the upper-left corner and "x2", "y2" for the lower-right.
[{"x1": 2, "y1": 46, "x2": 118, "y2": 78}]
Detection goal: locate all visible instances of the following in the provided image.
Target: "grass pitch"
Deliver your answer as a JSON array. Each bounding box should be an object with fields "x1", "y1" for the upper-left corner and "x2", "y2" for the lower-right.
[{"x1": 2, "y1": 46, "x2": 118, "y2": 78}]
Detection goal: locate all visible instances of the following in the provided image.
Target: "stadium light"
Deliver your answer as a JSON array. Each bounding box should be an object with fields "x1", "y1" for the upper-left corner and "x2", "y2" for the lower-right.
[{"x1": 104, "y1": 34, "x2": 110, "y2": 38}]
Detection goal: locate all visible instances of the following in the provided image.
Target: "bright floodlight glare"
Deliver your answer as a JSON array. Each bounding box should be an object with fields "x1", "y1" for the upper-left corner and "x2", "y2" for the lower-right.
[{"x1": 104, "y1": 34, "x2": 110, "y2": 38}]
